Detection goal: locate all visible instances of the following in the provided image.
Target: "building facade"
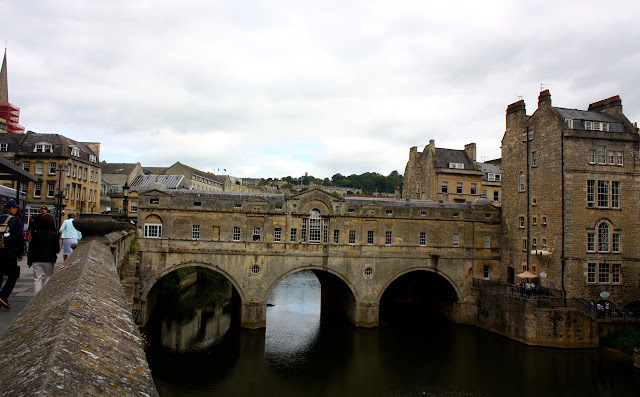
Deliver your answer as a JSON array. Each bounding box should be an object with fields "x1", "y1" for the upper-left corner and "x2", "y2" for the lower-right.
[
  {"x1": 402, "y1": 140, "x2": 501, "y2": 206},
  {"x1": 502, "y1": 90, "x2": 640, "y2": 308},
  {"x1": 163, "y1": 162, "x2": 223, "y2": 191},
  {"x1": 0, "y1": 131, "x2": 101, "y2": 223}
]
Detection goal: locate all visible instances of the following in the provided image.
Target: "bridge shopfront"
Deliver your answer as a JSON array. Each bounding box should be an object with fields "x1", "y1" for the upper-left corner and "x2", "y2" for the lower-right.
[{"x1": 134, "y1": 187, "x2": 501, "y2": 329}]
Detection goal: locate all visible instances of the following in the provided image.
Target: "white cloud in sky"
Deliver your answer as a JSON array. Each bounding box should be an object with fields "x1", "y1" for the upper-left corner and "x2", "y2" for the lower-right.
[{"x1": 3, "y1": 0, "x2": 640, "y2": 178}]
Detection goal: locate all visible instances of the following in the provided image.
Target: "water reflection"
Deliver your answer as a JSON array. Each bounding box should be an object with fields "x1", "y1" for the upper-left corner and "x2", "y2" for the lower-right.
[
  {"x1": 147, "y1": 270, "x2": 640, "y2": 396},
  {"x1": 265, "y1": 271, "x2": 320, "y2": 369},
  {"x1": 160, "y1": 306, "x2": 231, "y2": 351}
]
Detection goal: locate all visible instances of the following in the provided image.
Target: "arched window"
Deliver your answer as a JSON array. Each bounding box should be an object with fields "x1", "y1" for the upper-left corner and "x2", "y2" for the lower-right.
[
  {"x1": 519, "y1": 171, "x2": 525, "y2": 192},
  {"x1": 598, "y1": 222, "x2": 609, "y2": 252},
  {"x1": 144, "y1": 214, "x2": 163, "y2": 239},
  {"x1": 308, "y1": 209, "x2": 321, "y2": 243}
]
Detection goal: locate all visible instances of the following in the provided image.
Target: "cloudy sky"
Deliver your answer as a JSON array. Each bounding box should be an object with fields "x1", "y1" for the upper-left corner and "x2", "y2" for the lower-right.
[{"x1": 3, "y1": 0, "x2": 640, "y2": 178}]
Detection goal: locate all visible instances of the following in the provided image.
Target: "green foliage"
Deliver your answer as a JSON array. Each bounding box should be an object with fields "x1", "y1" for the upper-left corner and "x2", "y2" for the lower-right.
[
  {"x1": 601, "y1": 330, "x2": 640, "y2": 353},
  {"x1": 129, "y1": 238, "x2": 140, "y2": 255},
  {"x1": 281, "y1": 171, "x2": 403, "y2": 195}
]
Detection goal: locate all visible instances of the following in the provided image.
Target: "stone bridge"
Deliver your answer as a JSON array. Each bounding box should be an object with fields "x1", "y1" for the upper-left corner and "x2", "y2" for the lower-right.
[{"x1": 133, "y1": 188, "x2": 502, "y2": 328}]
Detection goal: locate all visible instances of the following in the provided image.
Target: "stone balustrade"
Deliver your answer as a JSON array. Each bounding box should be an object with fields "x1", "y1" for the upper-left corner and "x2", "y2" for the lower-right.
[{"x1": 0, "y1": 217, "x2": 157, "y2": 396}]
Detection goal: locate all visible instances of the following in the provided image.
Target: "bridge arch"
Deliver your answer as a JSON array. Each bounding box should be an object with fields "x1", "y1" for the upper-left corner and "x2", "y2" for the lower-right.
[
  {"x1": 377, "y1": 266, "x2": 463, "y2": 303},
  {"x1": 141, "y1": 260, "x2": 247, "y2": 305},
  {"x1": 262, "y1": 265, "x2": 359, "y2": 303}
]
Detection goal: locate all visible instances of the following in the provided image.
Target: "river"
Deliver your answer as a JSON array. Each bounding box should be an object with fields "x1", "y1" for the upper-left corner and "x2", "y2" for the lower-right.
[{"x1": 146, "y1": 270, "x2": 640, "y2": 396}]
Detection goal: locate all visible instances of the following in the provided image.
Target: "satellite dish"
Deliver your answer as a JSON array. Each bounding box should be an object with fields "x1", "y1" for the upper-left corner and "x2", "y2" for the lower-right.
[{"x1": 540, "y1": 272, "x2": 547, "y2": 279}]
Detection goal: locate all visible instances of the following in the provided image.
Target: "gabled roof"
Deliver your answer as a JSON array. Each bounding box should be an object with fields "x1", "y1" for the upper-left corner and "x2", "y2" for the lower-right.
[
  {"x1": 143, "y1": 167, "x2": 166, "y2": 175},
  {"x1": 435, "y1": 148, "x2": 475, "y2": 169},
  {"x1": 100, "y1": 162, "x2": 140, "y2": 175}
]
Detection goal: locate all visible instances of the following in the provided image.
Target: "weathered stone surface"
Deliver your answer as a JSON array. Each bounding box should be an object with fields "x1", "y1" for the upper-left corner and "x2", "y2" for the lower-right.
[
  {"x1": 474, "y1": 289, "x2": 598, "y2": 348},
  {"x1": 0, "y1": 240, "x2": 157, "y2": 396}
]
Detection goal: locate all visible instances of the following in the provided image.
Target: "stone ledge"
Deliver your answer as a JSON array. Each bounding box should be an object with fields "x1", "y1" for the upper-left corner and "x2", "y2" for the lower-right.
[{"x1": 0, "y1": 240, "x2": 158, "y2": 396}]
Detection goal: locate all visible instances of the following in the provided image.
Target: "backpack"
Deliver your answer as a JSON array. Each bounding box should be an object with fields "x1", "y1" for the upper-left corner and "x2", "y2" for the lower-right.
[{"x1": 0, "y1": 215, "x2": 13, "y2": 249}]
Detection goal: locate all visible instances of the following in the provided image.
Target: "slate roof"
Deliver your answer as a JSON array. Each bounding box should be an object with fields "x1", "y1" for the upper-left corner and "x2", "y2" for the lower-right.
[
  {"x1": 477, "y1": 162, "x2": 502, "y2": 180},
  {"x1": 101, "y1": 162, "x2": 139, "y2": 175},
  {"x1": 555, "y1": 108, "x2": 628, "y2": 133},
  {"x1": 435, "y1": 148, "x2": 475, "y2": 170},
  {"x1": 0, "y1": 132, "x2": 23, "y2": 151},
  {"x1": 169, "y1": 190, "x2": 286, "y2": 202},
  {"x1": 6, "y1": 131, "x2": 99, "y2": 162},
  {"x1": 143, "y1": 167, "x2": 166, "y2": 175}
]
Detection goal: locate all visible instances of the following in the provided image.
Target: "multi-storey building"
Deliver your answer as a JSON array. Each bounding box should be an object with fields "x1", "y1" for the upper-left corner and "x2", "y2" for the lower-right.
[
  {"x1": 402, "y1": 140, "x2": 501, "y2": 206},
  {"x1": 0, "y1": 131, "x2": 101, "y2": 224},
  {"x1": 99, "y1": 162, "x2": 144, "y2": 213},
  {"x1": 477, "y1": 159, "x2": 502, "y2": 206},
  {"x1": 163, "y1": 162, "x2": 223, "y2": 191},
  {"x1": 502, "y1": 90, "x2": 640, "y2": 308}
]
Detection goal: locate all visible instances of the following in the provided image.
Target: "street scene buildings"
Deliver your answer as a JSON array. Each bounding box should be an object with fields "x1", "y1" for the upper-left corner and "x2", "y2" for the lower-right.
[{"x1": 1, "y1": 48, "x2": 639, "y2": 327}]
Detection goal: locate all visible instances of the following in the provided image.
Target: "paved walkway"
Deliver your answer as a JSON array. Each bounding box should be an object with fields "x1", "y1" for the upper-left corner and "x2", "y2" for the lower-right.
[{"x1": 0, "y1": 251, "x2": 66, "y2": 335}]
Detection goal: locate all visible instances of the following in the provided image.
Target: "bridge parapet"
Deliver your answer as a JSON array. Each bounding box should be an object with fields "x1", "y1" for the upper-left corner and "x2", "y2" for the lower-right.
[{"x1": 0, "y1": 231, "x2": 157, "y2": 395}]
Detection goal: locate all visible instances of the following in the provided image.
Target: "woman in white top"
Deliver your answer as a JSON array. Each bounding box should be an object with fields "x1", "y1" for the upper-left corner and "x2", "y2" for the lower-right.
[{"x1": 59, "y1": 213, "x2": 82, "y2": 260}]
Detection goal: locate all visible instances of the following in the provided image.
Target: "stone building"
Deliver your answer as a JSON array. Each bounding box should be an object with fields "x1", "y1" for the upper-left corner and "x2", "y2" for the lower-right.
[
  {"x1": 163, "y1": 162, "x2": 223, "y2": 191},
  {"x1": 99, "y1": 162, "x2": 144, "y2": 213},
  {"x1": 0, "y1": 131, "x2": 101, "y2": 223},
  {"x1": 501, "y1": 90, "x2": 640, "y2": 309},
  {"x1": 402, "y1": 140, "x2": 501, "y2": 206},
  {"x1": 477, "y1": 159, "x2": 502, "y2": 206}
]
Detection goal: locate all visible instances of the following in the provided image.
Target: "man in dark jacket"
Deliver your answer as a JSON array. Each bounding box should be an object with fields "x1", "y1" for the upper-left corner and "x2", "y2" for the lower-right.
[{"x1": 0, "y1": 200, "x2": 25, "y2": 309}]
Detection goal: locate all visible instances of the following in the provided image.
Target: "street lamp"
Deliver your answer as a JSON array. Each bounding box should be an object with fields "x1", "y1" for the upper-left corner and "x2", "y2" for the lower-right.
[
  {"x1": 122, "y1": 181, "x2": 130, "y2": 220},
  {"x1": 54, "y1": 166, "x2": 68, "y2": 231}
]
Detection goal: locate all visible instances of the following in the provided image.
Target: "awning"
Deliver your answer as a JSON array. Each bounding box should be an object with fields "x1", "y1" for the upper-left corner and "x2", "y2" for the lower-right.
[
  {"x1": 0, "y1": 156, "x2": 38, "y2": 182},
  {"x1": 516, "y1": 271, "x2": 539, "y2": 279}
]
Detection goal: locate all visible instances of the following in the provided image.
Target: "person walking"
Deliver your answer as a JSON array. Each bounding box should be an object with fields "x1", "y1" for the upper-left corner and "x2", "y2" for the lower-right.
[
  {"x1": 27, "y1": 214, "x2": 59, "y2": 294},
  {"x1": 0, "y1": 200, "x2": 25, "y2": 309},
  {"x1": 28, "y1": 204, "x2": 49, "y2": 233},
  {"x1": 59, "y1": 213, "x2": 82, "y2": 260}
]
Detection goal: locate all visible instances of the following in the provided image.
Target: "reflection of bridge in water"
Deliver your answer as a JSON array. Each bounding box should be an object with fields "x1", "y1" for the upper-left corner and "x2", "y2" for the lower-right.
[{"x1": 134, "y1": 187, "x2": 502, "y2": 328}]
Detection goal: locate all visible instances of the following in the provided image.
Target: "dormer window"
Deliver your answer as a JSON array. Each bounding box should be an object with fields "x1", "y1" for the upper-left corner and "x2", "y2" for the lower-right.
[
  {"x1": 585, "y1": 121, "x2": 610, "y2": 131},
  {"x1": 449, "y1": 163, "x2": 465, "y2": 169},
  {"x1": 70, "y1": 146, "x2": 80, "y2": 157},
  {"x1": 565, "y1": 119, "x2": 574, "y2": 128},
  {"x1": 34, "y1": 142, "x2": 53, "y2": 153},
  {"x1": 488, "y1": 173, "x2": 501, "y2": 182},
  {"x1": 89, "y1": 154, "x2": 97, "y2": 163}
]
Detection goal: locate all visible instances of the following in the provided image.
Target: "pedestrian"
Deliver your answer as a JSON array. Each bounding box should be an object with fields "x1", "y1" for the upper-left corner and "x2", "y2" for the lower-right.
[
  {"x1": 27, "y1": 214, "x2": 59, "y2": 294},
  {"x1": 59, "y1": 213, "x2": 82, "y2": 260},
  {"x1": 519, "y1": 281, "x2": 525, "y2": 297},
  {"x1": 588, "y1": 300, "x2": 594, "y2": 313},
  {"x1": 28, "y1": 204, "x2": 49, "y2": 233},
  {"x1": 0, "y1": 200, "x2": 26, "y2": 309}
]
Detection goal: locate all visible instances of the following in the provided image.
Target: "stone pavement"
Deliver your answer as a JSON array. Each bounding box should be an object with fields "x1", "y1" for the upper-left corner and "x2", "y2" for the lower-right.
[{"x1": 0, "y1": 251, "x2": 66, "y2": 335}]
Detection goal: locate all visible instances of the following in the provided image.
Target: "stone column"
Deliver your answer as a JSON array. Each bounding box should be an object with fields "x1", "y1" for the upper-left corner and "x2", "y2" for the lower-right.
[
  {"x1": 350, "y1": 302, "x2": 379, "y2": 328},
  {"x1": 240, "y1": 302, "x2": 267, "y2": 329}
]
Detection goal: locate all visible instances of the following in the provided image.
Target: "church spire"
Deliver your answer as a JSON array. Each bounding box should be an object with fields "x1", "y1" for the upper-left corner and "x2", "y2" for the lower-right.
[{"x1": 0, "y1": 48, "x2": 8, "y2": 104}]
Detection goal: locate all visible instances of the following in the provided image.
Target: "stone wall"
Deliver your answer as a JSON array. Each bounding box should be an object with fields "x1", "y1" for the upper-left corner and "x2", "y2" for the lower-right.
[
  {"x1": 0, "y1": 239, "x2": 158, "y2": 396},
  {"x1": 474, "y1": 289, "x2": 599, "y2": 348}
]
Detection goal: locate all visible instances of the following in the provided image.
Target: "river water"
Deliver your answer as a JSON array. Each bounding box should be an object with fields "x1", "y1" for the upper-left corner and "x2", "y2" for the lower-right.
[{"x1": 146, "y1": 271, "x2": 640, "y2": 396}]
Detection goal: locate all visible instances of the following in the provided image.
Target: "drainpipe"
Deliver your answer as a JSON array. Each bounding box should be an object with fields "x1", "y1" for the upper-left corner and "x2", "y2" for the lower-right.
[
  {"x1": 526, "y1": 127, "x2": 530, "y2": 273},
  {"x1": 561, "y1": 127, "x2": 567, "y2": 305}
]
